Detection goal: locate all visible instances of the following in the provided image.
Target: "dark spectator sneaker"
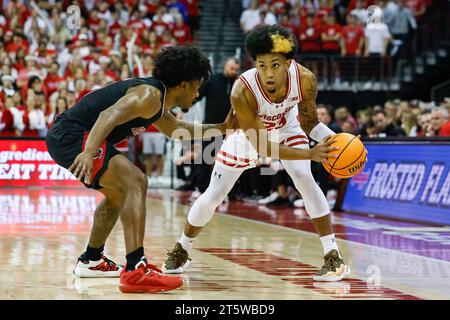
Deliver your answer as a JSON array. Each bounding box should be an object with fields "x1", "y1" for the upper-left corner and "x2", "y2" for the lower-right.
[
  {"x1": 162, "y1": 243, "x2": 191, "y2": 274},
  {"x1": 267, "y1": 196, "x2": 290, "y2": 206},
  {"x1": 313, "y1": 249, "x2": 351, "y2": 282}
]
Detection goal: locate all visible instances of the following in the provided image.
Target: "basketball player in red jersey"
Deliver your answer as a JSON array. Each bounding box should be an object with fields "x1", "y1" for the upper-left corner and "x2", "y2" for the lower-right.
[
  {"x1": 47, "y1": 46, "x2": 238, "y2": 293},
  {"x1": 163, "y1": 25, "x2": 351, "y2": 282}
]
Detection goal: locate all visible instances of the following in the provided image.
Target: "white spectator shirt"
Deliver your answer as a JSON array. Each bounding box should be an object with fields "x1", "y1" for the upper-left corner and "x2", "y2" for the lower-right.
[
  {"x1": 364, "y1": 23, "x2": 391, "y2": 54},
  {"x1": 0, "y1": 14, "x2": 6, "y2": 27},
  {"x1": 77, "y1": 46, "x2": 91, "y2": 59},
  {"x1": 9, "y1": 106, "x2": 25, "y2": 132},
  {"x1": 98, "y1": 9, "x2": 112, "y2": 23},
  {"x1": 24, "y1": 16, "x2": 47, "y2": 36},
  {"x1": 88, "y1": 60, "x2": 101, "y2": 75},
  {"x1": 28, "y1": 108, "x2": 46, "y2": 131},
  {"x1": 1, "y1": 86, "x2": 15, "y2": 97},
  {"x1": 162, "y1": 12, "x2": 176, "y2": 25},
  {"x1": 240, "y1": 9, "x2": 260, "y2": 32}
]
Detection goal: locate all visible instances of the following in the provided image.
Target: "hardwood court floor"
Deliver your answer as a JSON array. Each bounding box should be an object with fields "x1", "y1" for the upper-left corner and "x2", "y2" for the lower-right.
[{"x1": 0, "y1": 187, "x2": 449, "y2": 300}]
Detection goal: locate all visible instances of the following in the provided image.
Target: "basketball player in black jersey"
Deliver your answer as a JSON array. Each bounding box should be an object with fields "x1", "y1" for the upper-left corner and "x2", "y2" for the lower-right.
[{"x1": 46, "y1": 46, "x2": 236, "y2": 293}]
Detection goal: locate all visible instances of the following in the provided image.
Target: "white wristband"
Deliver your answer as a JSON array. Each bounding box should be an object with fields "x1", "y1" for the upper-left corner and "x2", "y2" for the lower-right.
[{"x1": 309, "y1": 122, "x2": 335, "y2": 142}]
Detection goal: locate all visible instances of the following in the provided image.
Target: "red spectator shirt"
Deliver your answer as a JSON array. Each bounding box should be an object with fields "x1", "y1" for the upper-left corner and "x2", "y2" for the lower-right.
[
  {"x1": 109, "y1": 21, "x2": 122, "y2": 37},
  {"x1": 181, "y1": 0, "x2": 200, "y2": 17},
  {"x1": 44, "y1": 74, "x2": 64, "y2": 96},
  {"x1": 281, "y1": 21, "x2": 299, "y2": 39},
  {"x1": 316, "y1": 5, "x2": 333, "y2": 24},
  {"x1": 6, "y1": 39, "x2": 29, "y2": 55},
  {"x1": 341, "y1": 24, "x2": 364, "y2": 55},
  {"x1": 0, "y1": 107, "x2": 14, "y2": 136},
  {"x1": 322, "y1": 23, "x2": 342, "y2": 51},
  {"x1": 105, "y1": 69, "x2": 120, "y2": 81},
  {"x1": 439, "y1": 121, "x2": 450, "y2": 136},
  {"x1": 21, "y1": 110, "x2": 37, "y2": 137},
  {"x1": 146, "y1": 3, "x2": 160, "y2": 16},
  {"x1": 87, "y1": 16, "x2": 101, "y2": 32},
  {"x1": 300, "y1": 25, "x2": 322, "y2": 52},
  {"x1": 172, "y1": 24, "x2": 192, "y2": 45}
]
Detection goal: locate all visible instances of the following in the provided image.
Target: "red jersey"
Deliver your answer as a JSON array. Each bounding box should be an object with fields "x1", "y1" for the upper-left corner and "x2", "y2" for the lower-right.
[
  {"x1": 300, "y1": 25, "x2": 322, "y2": 52},
  {"x1": 172, "y1": 24, "x2": 192, "y2": 45},
  {"x1": 109, "y1": 21, "x2": 122, "y2": 36},
  {"x1": 87, "y1": 16, "x2": 101, "y2": 32},
  {"x1": 0, "y1": 107, "x2": 14, "y2": 136},
  {"x1": 21, "y1": 110, "x2": 38, "y2": 137},
  {"x1": 341, "y1": 25, "x2": 364, "y2": 55},
  {"x1": 439, "y1": 121, "x2": 450, "y2": 136},
  {"x1": 281, "y1": 21, "x2": 298, "y2": 38},
  {"x1": 180, "y1": 0, "x2": 200, "y2": 17},
  {"x1": 322, "y1": 23, "x2": 342, "y2": 51},
  {"x1": 44, "y1": 74, "x2": 64, "y2": 95},
  {"x1": 6, "y1": 40, "x2": 29, "y2": 55}
]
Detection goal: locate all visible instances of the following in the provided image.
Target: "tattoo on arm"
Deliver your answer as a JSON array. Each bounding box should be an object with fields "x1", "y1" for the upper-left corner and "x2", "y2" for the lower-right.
[{"x1": 298, "y1": 70, "x2": 319, "y2": 134}]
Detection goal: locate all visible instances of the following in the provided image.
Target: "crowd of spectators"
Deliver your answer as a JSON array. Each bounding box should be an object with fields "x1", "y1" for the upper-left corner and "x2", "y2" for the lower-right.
[
  {"x1": 0, "y1": 0, "x2": 199, "y2": 138},
  {"x1": 240, "y1": 0, "x2": 433, "y2": 87},
  {"x1": 1, "y1": 0, "x2": 448, "y2": 202}
]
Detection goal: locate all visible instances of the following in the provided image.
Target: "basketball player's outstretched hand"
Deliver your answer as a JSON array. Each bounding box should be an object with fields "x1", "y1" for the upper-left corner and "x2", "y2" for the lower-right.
[
  {"x1": 309, "y1": 135, "x2": 339, "y2": 163},
  {"x1": 69, "y1": 151, "x2": 93, "y2": 185}
]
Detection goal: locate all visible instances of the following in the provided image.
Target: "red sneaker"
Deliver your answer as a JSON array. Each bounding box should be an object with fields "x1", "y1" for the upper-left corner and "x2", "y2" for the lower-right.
[{"x1": 119, "y1": 262, "x2": 183, "y2": 293}]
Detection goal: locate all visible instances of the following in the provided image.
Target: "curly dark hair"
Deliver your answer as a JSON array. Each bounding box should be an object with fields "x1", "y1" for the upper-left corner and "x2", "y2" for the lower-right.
[
  {"x1": 245, "y1": 25, "x2": 298, "y2": 61},
  {"x1": 152, "y1": 46, "x2": 211, "y2": 88}
]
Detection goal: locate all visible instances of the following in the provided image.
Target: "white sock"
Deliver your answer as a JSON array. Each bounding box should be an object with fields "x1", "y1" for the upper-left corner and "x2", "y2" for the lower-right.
[
  {"x1": 179, "y1": 233, "x2": 195, "y2": 253},
  {"x1": 320, "y1": 234, "x2": 341, "y2": 257}
]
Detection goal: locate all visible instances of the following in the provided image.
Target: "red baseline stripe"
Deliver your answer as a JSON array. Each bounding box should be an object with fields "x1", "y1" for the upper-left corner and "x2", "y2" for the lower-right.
[{"x1": 198, "y1": 248, "x2": 421, "y2": 300}]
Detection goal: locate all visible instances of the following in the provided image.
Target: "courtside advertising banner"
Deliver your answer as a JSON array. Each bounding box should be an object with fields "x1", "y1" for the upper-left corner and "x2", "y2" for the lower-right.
[
  {"x1": 343, "y1": 141, "x2": 450, "y2": 225},
  {"x1": 0, "y1": 139, "x2": 80, "y2": 187}
]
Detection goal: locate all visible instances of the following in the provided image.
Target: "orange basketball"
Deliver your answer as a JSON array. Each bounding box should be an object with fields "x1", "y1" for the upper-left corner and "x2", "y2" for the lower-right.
[{"x1": 322, "y1": 133, "x2": 368, "y2": 178}]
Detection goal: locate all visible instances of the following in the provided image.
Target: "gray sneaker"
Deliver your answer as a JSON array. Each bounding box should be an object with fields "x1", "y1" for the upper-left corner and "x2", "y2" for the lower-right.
[
  {"x1": 313, "y1": 249, "x2": 351, "y2": 282},
  {"x1": 162, "y1": 242, "x2": 191, "y2": 274}
]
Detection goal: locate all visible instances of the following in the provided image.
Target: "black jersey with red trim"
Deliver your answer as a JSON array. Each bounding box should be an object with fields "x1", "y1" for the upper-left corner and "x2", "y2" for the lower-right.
[{"x1": 50, "y1": 77, "x2": 166, "y2": 144}]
